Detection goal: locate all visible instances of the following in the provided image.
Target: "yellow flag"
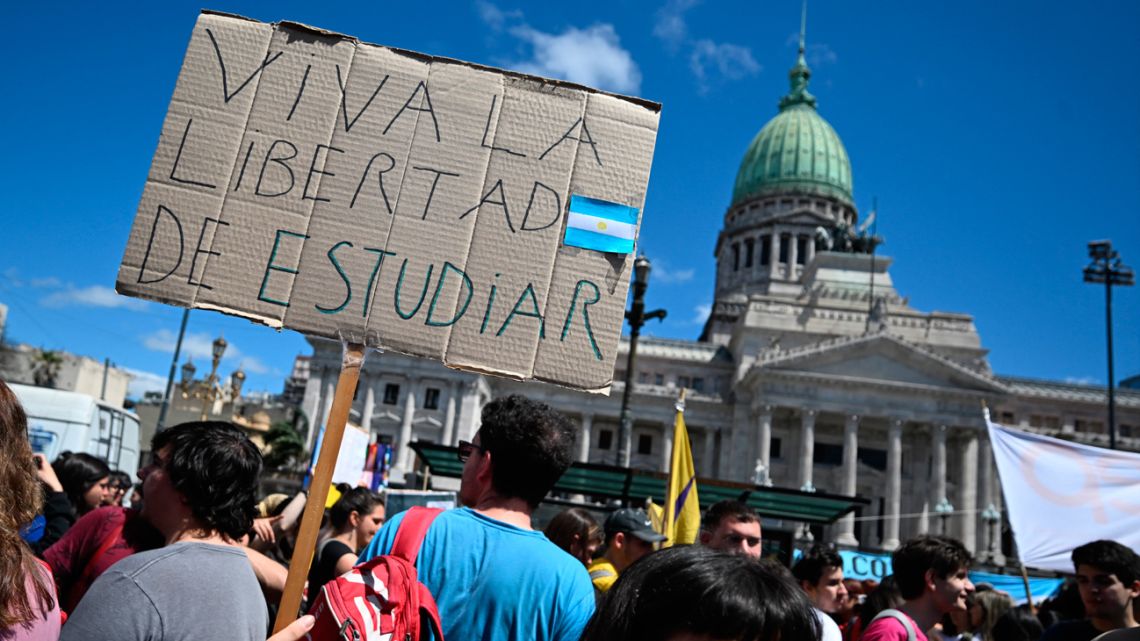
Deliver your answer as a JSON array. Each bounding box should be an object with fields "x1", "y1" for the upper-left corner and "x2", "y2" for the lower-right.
[
  {"x1": 663, "y1": 400, "x2": 700, "y2": 547},
  {"x1": 646, "y1": 499, "x2": 665, "y2": 536}
]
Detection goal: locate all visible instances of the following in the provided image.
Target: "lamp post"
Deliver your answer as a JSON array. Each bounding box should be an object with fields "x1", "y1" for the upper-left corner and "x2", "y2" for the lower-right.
[
  {"x1": 981, "y1": 503, "x2": 1001, "y2": 563},
  {"x1": 934, "y1": 497, "x2": 954, "y2": 535},
  {"x1": 199, "y1": 336, "x2": 228, "y2": 421},
  {"x1": 1083, "y1": 240, "x2": 1134, "y2": 450},
  {"x1": 616, "y1": 255, "x2": 667, "y2": 468}
]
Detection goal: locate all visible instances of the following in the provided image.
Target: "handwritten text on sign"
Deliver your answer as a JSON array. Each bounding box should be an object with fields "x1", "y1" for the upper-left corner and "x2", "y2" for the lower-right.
[{"x1": 115, "y1": 12, "x2": 660, "y2": 393}]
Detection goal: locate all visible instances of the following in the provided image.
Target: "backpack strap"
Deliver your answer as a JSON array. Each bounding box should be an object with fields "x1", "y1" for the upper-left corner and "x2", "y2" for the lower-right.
[
  {"x1": 389, "y1": 506, "x2": 443, "y2": 565},
  {"x1": 870, "y1": 608, "x2": 917, "y2": 641}
]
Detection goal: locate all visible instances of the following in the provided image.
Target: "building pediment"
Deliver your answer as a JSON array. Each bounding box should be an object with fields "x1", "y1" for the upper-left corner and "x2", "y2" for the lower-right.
[{"x1": 745, "y1": 332, "x2": 1008, "y2": 395}]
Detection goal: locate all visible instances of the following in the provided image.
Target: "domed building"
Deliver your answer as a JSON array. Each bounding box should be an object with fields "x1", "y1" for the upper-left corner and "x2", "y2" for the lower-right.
[{"x1": 300, "y1": 30, "x2": 1140, "y2": 561}]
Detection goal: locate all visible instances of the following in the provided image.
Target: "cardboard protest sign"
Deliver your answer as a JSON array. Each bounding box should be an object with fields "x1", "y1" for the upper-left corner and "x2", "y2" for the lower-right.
[{"x1": 116, "y1": 11, "x2": 659, "y2": 394}]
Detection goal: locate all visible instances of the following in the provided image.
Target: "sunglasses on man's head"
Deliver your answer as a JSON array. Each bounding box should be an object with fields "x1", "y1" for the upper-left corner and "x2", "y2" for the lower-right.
[{"x1": 457, "y1": 440, "x2": 484, "y2": 463}]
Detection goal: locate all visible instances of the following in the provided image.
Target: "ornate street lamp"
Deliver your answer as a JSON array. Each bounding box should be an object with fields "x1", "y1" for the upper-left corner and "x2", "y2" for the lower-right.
[
  {"x1": 1083, "y1": 240, "x2": 1134, "y2": 450},
  {"x1": 934, "y1": 497, "x2": 954, "y2": 535},
  {"x1": 180, "y1": 359, "x2": 197, "y2": 393},
  {"x1": 616, "y1": 255, "x2": 667, "y2": 468},
  {"x1": 231, "y1": 367, "x2": 246, "y2": 399},
  {"x1": 981, "y1": 503, "x2": 1001, "y2": 563},
  {"x1": 200, "y1": 336, "x2": 228, "y2": 420}
]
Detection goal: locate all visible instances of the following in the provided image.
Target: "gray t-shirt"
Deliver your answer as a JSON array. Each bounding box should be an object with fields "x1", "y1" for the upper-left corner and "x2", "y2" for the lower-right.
[{"x1": 61, "y1": 541, "x2": 267, "y2": 641}]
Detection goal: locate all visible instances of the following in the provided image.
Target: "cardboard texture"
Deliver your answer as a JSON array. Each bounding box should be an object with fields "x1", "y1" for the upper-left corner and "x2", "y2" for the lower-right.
[{"x1": 116, "y1": 11, "x2": 660, "y2": 393}]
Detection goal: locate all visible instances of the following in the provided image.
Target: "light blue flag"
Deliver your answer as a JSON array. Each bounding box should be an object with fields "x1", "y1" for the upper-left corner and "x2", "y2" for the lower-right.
[{"x1": 563, "y1": 195, "x2": 638, "y2": 254}]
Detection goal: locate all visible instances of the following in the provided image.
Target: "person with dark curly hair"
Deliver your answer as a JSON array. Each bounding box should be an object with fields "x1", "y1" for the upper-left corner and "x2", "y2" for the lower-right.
[
  {"x1": 359, "y1": 394, "x2": 594, "y2": 641},
  {"x1": 793, "y1": 545, "x2": 849, "y2": 641},
  {"x1": 1041, "y1": 540, "x2": 1140, "y2": 641},
  {"x1": 61, "y1": 421, "x2": 268, "y2": 641},
  {"x1": 581, "y1": 545, "x2": 820, "y2": 641},
  {"x1": 862, "y1": 536, "x2": 975, "y2": 641}
]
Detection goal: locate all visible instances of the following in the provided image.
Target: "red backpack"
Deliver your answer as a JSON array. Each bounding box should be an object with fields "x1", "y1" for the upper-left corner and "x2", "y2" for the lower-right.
[{"x1": 306, "y1": 506, "x2": 445, "y2": 641}]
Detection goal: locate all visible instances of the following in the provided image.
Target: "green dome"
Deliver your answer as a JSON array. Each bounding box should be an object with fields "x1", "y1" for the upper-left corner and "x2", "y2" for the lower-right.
[{"x1": 731, "y1": 46, "x2": 853, "y2": 207}]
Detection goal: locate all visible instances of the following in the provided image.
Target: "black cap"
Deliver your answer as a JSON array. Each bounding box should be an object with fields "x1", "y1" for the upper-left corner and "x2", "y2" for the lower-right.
[{"x1": 604, "y1": 508, "x2": 667, "y2": 543}]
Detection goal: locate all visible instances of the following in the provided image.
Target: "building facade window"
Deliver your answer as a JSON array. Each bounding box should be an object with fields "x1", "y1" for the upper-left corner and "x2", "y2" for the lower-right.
[
  {"x1": 383, "y1": 383, "x2": 400, "y2": 405},
  {"x1": 759, "y1": 235, "x2": 771, "y2": 266},
  {"x1": 796, "y1": 236, "x2": 808, "y2": 264},
  {"x1": 639, "y1": 371, "x2": 649, "y2": 384},
  {"x1": 654, "y1": 373, "x2": 664, "y2": 386},
  {"x1": 598, "y1": 429, "x2": 614, "y2": 450},
  {"x1": 732, "y1": 243, "x2": 740, "y2": 271},
  {"x1": 857, "y1": 447, "x2": 887, "y2": 471},
  {"x1": 770, "y1": 438, "x2": 783, "y2": 459},
  {"x1": 423, "y1": 387, "x2": 440, "y2": 410},
  {"x1": 779, "y1": 234, "x2": 791, "y2": 263},
  {"x1": 678, "y1": 376, "x2": 691, "y2": 389},
  {"x1": 814, "y1": 443, "x2": 843, "y2": 466},
  {"x1": 692, "y1": 377, "x2": 705, "y2": 392},
  {"x1": 744, "y1": 239, "x2": 754, "y2": 268},
  {"x1": 637, "y1": 434, "x2": 653, "y2": 455}
]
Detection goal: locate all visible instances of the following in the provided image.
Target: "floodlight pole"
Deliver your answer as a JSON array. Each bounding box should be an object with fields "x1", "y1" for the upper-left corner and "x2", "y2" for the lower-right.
[
  {"x1": 617, "y1": 256, "x2": 666, "y2": 468},
  {"x1": 1083, "y1": 240, "x2": 1134, "y2": 450}
]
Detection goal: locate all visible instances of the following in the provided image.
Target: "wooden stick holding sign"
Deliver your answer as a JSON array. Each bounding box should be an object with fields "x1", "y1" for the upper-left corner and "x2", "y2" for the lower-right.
[{"x1": 273, "y1": 343, "x2": 366, "y2": 633}]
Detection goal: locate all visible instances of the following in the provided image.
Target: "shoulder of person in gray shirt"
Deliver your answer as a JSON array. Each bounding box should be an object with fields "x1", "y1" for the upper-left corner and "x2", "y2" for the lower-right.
[{"x1": 61, "y1": 541, "x2": 268, "y2": 641}]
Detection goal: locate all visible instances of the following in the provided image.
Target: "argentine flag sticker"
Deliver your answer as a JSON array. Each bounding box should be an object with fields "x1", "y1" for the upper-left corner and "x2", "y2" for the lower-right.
[{"x1": 563, "y1": 195, "x2": 638, "y2": 254}]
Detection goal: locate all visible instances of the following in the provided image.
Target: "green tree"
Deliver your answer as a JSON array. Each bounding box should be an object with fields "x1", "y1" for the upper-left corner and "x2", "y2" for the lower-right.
[{"x1": 263, "y1": 421, "x2": 305, "y2": 470}]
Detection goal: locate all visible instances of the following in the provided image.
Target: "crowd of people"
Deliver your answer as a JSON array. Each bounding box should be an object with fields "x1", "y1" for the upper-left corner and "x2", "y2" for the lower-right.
[{"x1": 2, "y1": 380, "x2": 1138, "y2": 641}]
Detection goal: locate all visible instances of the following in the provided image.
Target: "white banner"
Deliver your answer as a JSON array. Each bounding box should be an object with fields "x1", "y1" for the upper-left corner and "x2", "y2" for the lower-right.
[{"x1": 987, "y1": 419, "x2": 1140, "y2": 573}]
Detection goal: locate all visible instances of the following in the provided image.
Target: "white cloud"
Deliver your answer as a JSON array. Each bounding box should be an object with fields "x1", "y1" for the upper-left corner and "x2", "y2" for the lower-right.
[
  {"x1": 124, "y1": 367, "x2": 169, "y2": 399},
  {"x1": 1064, "y1": 376, "x2": 1100, "y2": 386},
  {"x1": 141, "y1": 329, "x2": 270, "y2": 375},
  {"x1": 509, "y1": 24, "x2": 642, "y2": 94},
  {"x1": 29, "y1": 277, "x2": 62, "y2": 288},
  {"x1": 653, "y1": 0, "x2": 699, "y2": 49},
  {"x1": 690, "y1": 40, "x2": 761, "y2": 92},
  {"x1": 41, "y1": 285, "x2": 148, "y2": 311},
  {"x1": 475, "y1": 1, "x2": 521, "y2": 31},
  {"x1": 653, "y1": 263, "x2": 695, "y2": 284},
  {"x1": 692, "y1": 304, "x2": 711, "y2": 325},
  {"x1": 784, "y1": 34, "x2": 838, "y2": 67}
]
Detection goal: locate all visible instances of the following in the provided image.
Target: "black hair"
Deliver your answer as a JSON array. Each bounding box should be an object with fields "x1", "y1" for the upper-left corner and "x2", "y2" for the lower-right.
[
  {"x1": 109, "y1": 470, "x2": 133, "y2": 491},
  {"x1": 990, "y1": 607, "x2": 1044, "y2": 641},
  {"x1": 861, "y1": 575, "x2": 904, "y2": 624},
  {"x1": 581, "y1": 546, "x2": 820, "y2": 641},
  {"x1": 477, "y1": 395, "x2": 575, "y2": 509},
  {"x1": 329, "y1": 487, "x2": 384, "y2": 530},
  {"x1": 52, "y1": 451, "x2": 111, "y2": 515},
  {"x1": 792, "y1": 544, "x2": 845, "y2": 586},
  {"x1": 151, "y1": 421, "x2": 262, "y2": 540},
  {"x1": 891, "y1": 535, "x2": 973, "y2": 600},
  {"x1": 1071, "y1": 539, "x2": 1140, "y2": 585},
  {"x1": 702, "y1": 500, "x2": 760, "y2": 532},
  {"x1": 544, "y1": 508, "x2": 602, "y2": 555}
]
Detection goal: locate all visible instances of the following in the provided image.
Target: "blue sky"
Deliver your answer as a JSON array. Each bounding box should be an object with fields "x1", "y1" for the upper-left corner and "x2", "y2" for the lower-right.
[{"x1": 1, "y1": 0, "x2": 1137, "y2": 398}]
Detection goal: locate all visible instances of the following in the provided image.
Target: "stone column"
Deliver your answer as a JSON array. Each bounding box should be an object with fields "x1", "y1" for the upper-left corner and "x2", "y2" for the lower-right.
[
  {"x1": 457, "y1": 380, "x2": 482, "y2": 443},
  {"x1": 798, "y1": 409, "x2": 816, "y2": 491},
  {"x1": 756, "y1": 406, "x2": 773, "y2": 484},
  {"x1": 661, "y1": 419, "x2": 673, "y2": 473},
  {"x1": 882, "y1": 419, "x2": 903, "y2": 550},
  {"x1": 702, "y1": 429, "x2": 716, "y2": 477},
  {"x1": 578, "y1": 414, "x2": 593, "y2": 463},
  {"x1": 977, "y1": 434, "x2": 994, "y2": 551},
  {"x1": 308, "y1": 375, "x2": 336, "y2": 452},
  {"x1": 932, "y1": 424, "x2": 948, "y2": 527},
  {"x1": 787, "y1": 233, "x2": 799, "y2": 278},
  {"x1": 768, "y1": 233, "x2": 780, "y2": 273},
  {"x1": 805, "y1": 236, "x2": 816, "y2": 265},
  {"x1": 836, "y1": 414, "x2": 860, "y2": 546},
  {"x1": 442, "y1": 380, "x2": 459, "y2": 445},
  {"x1": 957, "y1": 429, "x2": 979, "y2": 553},
  {"x1": 396, "y1": 378, "x2": 419, "y2": 472},
  {"x1": 301, "y1": 367, "x2": 324, "y2": 440},
  {"x1": 360, "y1": 375, "x2": 376, "y2": 434}
]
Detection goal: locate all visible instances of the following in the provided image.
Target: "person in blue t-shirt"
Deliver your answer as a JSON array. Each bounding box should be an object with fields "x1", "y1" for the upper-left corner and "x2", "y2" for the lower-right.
[{"x1": 359, "y1": 395, "x2": 594, "y2": 641}]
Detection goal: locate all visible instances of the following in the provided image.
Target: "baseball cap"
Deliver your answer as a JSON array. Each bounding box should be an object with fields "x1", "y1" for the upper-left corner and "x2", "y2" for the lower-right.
[{"x1": 604, "y1": 508, "x2": 667, "y2": 543}]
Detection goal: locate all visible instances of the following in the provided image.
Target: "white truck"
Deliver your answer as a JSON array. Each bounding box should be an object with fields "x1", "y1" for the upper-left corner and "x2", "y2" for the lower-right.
[{"x1": 11, "y1": 383, "x2": 142, "y2": 475}]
